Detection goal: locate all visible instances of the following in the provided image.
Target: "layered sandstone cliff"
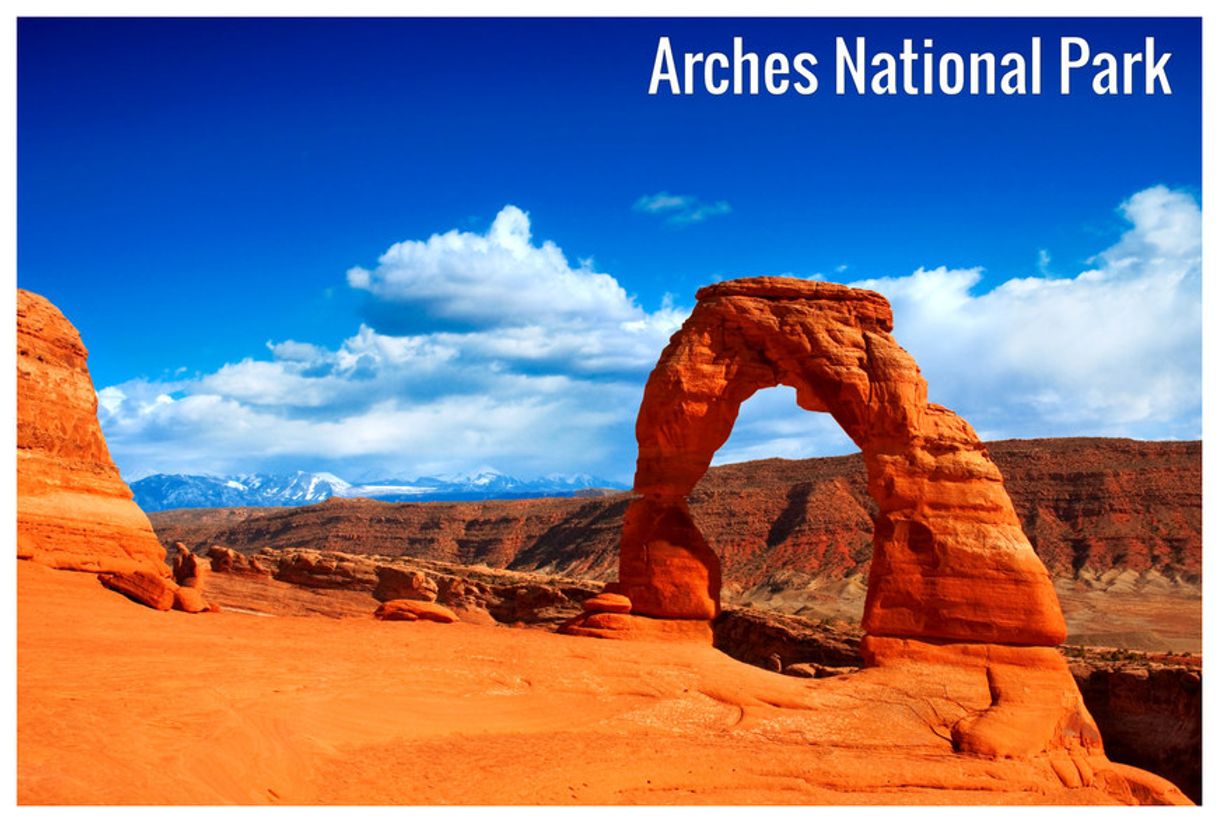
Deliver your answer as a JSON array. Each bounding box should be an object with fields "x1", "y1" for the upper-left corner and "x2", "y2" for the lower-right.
[
  {"x1": 149, "y1": 439, "x2": 1200, "y2": 592},
  {"x1": 17, "y1": 289, "x2": 167, "y2": 576}
]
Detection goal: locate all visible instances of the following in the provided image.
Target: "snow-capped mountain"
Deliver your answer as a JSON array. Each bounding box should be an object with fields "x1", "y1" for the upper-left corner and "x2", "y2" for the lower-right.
[{"x1": 129, "y1": 469, "x2": 626, "y2": 512}]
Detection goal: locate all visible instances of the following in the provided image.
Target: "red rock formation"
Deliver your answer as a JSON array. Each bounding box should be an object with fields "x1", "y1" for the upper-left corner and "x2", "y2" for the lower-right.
[
  {"x1": 171, "y1": 542, "x2": 209, "y2": 588},
  {"x1": 374, "y1": 567, "x2": 439, "y2": 602},
  {"x1": 556, "y1": 276, "x2": 1185, "y2": 796},
  {"x1": 612, "y1": 277, "x2": 1063, "y2": 646},
  {"x1": 559, "y1": 611, "x2": 714, "y2": 642},
  {"x1": 1070, "y1": 655, "x2": 1202, "y2": 802},
  {"x1": 206, "y1": 545, "x2": 271, "y2": 576},
  {"x1": 173, "y1": 586, "x2": 210, "y2": 614},
  {"x1": 582, "y1": 592, "x2": 631, "y2": 614},
  {"x1": 17, "y1": 289, "x2": 167, "y2": 576},
  {"x1": 98, "y1": 570, "x2": 176, "y2": 611},
  {"x1": 374, "y1": 599, "x2": 459, "y2": 623},
  {"x1": 273, "y1": 549, "x2": 379, "y2": 589}
]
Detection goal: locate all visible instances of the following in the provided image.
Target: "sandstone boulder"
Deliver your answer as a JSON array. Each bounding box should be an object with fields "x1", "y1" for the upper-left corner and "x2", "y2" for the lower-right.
[
  {"x1": 17, "y1": 289, "x2": 167, "y2": 577},
  {"x1": 783, "y1": 663, "x2": 858, "y2": 679},
  {"x1": 171, "y1": 543, "x2": 209, "y2": 588},
  {"x1": 173, "y1": 586, "x2": 210, "y2": 614},
  {"x1": 582, "y1": 592, "x2": 632, "y2": 614},
  {"x1": 98, "y1": 571, "x2": 176, "y2": 611},
  {"x1": 374, "y1": 600, "x2": 459, "y2": 624}
]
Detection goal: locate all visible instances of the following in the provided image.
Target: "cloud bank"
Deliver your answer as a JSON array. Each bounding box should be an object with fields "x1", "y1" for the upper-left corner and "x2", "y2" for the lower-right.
[
  {"x1": 98, "y1": 187, "x2": 1200, "y2": 482},
  {"x1": 716, "y1": 185, "x2": 1201, "y2": 463},
  {"x1": 99, "y1": 206, "x2": 686, "y2": 480}
]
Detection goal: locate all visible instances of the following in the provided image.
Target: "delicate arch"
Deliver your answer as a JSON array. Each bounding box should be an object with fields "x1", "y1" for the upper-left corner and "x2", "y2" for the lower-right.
[{"x1": 618, "y1": 277, "x2": 1065, "y2": 646}]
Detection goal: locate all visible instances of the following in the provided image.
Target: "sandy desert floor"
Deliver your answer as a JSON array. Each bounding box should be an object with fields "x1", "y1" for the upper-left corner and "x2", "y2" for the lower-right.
[
  {"x1": 1055, "y1": 588, "x2": 1202, "y2": 653},
  {"x1": 17, "y1": 562, "x2": 1182, "y2": 805}
]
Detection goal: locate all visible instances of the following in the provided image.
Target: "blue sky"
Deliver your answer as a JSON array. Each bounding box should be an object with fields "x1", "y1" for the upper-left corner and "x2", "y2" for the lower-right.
[{"x1": 18, "y1": 18, "x2": 1201, "y2": 482}]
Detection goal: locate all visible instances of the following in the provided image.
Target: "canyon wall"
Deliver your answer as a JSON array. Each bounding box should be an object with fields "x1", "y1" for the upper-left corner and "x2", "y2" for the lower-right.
[{"x1": 150, "y1": 438, "x2": 1201, "y2": 590}]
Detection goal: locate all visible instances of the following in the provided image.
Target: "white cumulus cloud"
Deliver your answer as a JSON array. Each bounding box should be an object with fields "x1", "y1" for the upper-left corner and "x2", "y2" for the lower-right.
[
  {"x1": 848, "y1": 185, "x2": 1200, "y2": 440},
  {"x1": 98, "y1": 207, "x2": 686, "y2": 481},
  {"x1": 346, "y1": 205, "x2": 641, "y2": 328},
  {"x1": 97, "y1": 188, "x2": 1200, "y2": 484}
]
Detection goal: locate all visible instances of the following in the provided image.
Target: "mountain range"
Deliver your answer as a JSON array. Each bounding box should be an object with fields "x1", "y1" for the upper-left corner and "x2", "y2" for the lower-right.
[{"x1": 130, "y1": 469, "x2": 626, "y2": 512}]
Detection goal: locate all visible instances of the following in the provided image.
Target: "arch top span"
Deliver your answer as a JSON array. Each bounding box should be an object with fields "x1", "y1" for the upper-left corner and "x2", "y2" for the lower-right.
[{"x1": 619, "y1": 276, "x2": 1066, "y2": 647}]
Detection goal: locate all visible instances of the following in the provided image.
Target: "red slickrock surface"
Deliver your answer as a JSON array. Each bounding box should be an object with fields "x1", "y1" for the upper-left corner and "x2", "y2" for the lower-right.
[{"x1": 18, "y1": 562, "x2": 1188, "y2": 804}]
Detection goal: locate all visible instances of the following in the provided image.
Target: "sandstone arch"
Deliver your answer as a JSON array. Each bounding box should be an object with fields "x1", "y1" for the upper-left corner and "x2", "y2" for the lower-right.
[{"x1": 616, "y1": 276, "x2": 1065, "y2": 646}]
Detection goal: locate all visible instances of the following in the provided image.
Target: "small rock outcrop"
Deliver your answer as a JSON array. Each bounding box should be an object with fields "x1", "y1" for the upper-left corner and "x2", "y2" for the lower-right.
[
  {"x1": 171, "y1": 542, "x2": 209, "y2": 588},
  {"x1": 17, "y1": 289, "x2": 167, "y2": 577},
  {"x1": 173, "y1": 587, "x2": 210, "y2": 614},
  {"x1": 207, "y1": 545, "x2": 270, "y2": 576},
  {"x1": 374, "y1": 600, "x2": 459, "y2": 623},
  {"x1": 98, "y1": 570, "x2": 176, "y2": 611},
  {"x1": 374, "y1": 567, "x2": 439, "y2": 602},
  {"x1": 272, "y1": 549, "x2": 376, "y2": 589},
  {"x1": 582, "y1": 592, "x2": 632, "y2": 614},
  {"x1": 169, "y1": 543, "x2": 214, "y2": 613},
  {"x1": 257, "y1": 548, "x2": 597, "y2": 625}
]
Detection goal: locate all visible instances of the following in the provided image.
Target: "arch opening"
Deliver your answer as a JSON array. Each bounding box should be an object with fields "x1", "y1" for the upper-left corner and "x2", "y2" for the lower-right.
[
  {"x1": 710, "y1": 384, "x2": 857, "y2": 469},
  {"x1": 697, "y1": 385, "x2": 869, "y2": 616},
  {"x1": 608, "y1": 277, "x2": 1067, "y2": 648}
]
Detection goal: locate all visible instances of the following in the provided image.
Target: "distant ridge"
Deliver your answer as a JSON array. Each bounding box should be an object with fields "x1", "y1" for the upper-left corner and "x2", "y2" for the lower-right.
[
  {"x1": 147, "y1": 437, "x2": 1200, "y2": 589},
  {"x1": 130, "y1": 469, "x2": 626, "y2": 511}
]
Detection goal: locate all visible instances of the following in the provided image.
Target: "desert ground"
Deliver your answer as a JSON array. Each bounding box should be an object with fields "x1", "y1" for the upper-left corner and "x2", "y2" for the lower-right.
[
  {"x1": 15, "y1": 285, "x2": 1198, "y2": 806},
  {"x1": 17, "y1": 561, "x2": 1185, "y2": 806}
]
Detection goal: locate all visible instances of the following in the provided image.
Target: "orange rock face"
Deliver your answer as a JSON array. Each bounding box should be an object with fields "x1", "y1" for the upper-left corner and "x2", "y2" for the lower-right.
[
  {"x1": 98, "y1": 570, "x2": 176, "y2": 611},
  {"x1": 17, "y1": 289, "x2": 167, "y2": 577},
  {"x1": 172, "y1": 586, "x2": 210, "y2": 614},
  {"x1": 582, "y1": 592, "x2": 632, "y2": 614},
  {"x1": 171, "y1": 542, "x2": 209, "y2": 588},
  {"x1": 207, "y1": 545, "x2": 271, "y2": 576},
  {"x1": 616, "y1": 277, "x2": 1065, "y2": 646},
  {"x1": 374, "y1": 599, "x2": 460, "y2": 623},
  {"x1": 374, "y1": 567, "x2": 439, "y2": 603},
  {"x1": 553, "y1": 276, "x2": 1156, "y2": 787}
]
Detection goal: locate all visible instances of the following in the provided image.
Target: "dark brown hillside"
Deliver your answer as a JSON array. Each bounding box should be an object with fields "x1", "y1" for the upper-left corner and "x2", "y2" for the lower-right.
[{"x1": 149, "y1": 437, "x2": 1201, "y2": 590}]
